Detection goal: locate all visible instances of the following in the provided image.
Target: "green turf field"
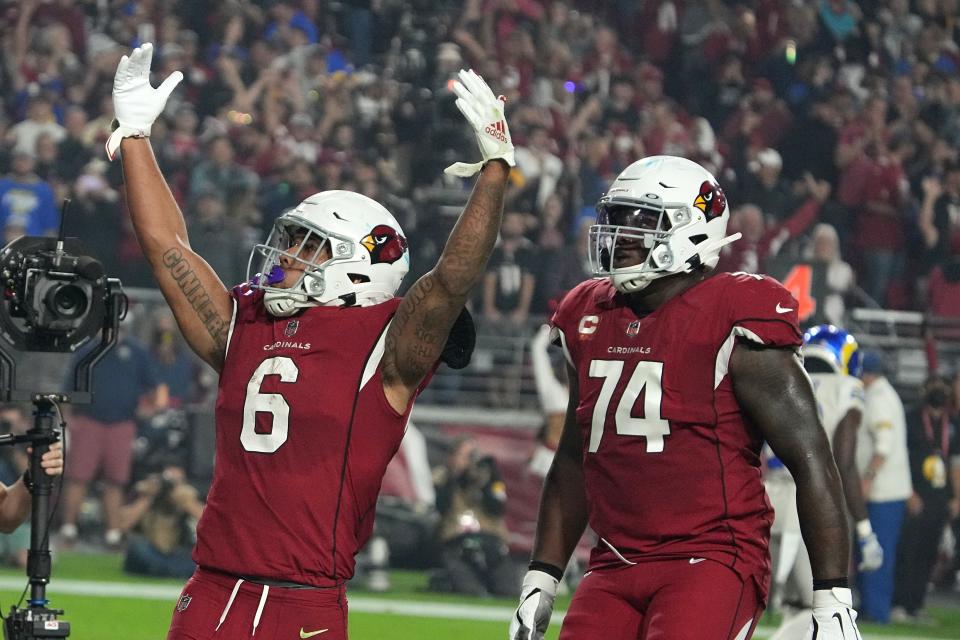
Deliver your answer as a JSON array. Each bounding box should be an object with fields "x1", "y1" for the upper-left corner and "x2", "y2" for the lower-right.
[{"x1": 0, "y1": 553, "x2": 957, "y2": 639}]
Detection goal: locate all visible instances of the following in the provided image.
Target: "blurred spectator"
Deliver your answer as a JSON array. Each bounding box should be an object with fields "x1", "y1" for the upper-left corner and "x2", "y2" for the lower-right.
[
  {"x1": 264, "y1": 1, "x2": 319, "y2": 48},
  {"x1": 188, "y1": 136, "x2": 259, "y2": 209},
  {"x1": 805, "y1": 223, "x2": 856, "y2": 326},
  {"x1": 837, "y1": 132, "x2": 912, "y2": 306},
  {"x1": 701, "y1": 54, "x2": 748, "y2": 131},
  {"x1": 482, "y1": 211, "x2": 537, "y2": 326},
  {"x1": 721, "y1": 77, "x2": 793, "y2": 162},
  {"x1": 781, "y1": 94, "x2": 843, "y2": 186},
  {"x1": 6, "y1": 96, "x2": 64, "y2": 156},
  {"x1": 892, "y1": 375, "x2": 960, "y2": 624},
  {"x1": 540, "y1": 216, "x2": 593, "y2": 307},
  {"x1": 120, "y1": 465, "x2": 203, "y2": 579},
  {"x1": 431, "y1": 436, "x2": 515, "y2": 597},
  {"x1": 816, "y1": 0, "x2": 862, "y2": 48},
  {"x1": 163, "y1": 105, "x2": 200, "y2": 167},
  {"x1": 856, "y1": 352, "x2": 912, "y2": 623},
  {"x1": 717, "y1": 174, "x2": 830, "y2": 274},
  {"x1": 55, "y1": 106, "x2": 93, "y2": 183},
  {"x1": 277, "y1": 112, "x2": 320, "y2": 163},
  {"x1": 511, "y1": 125, "x2": 563, "y2": 212},
  {"x1": 149, "y1": 313, "x2": 207, "y2": 408},
  {"x1": 0, "y1": 150, "x2": 59, "y2": 243},
  {"x1": 32, "y1": 132, "x2": 61, "y2": 181},
  {"x1": 60, "y1": 328, "x2": 169, "y2": 550},
  {"x1": 918, "y1": 163, "x2": 960, "y2": 275},
  {"x1": 740, "y1": 148, "x2": 795, "y2": 224},
  {"x1": 185, "y1": 190, "x2": 252, "y2": 287}
]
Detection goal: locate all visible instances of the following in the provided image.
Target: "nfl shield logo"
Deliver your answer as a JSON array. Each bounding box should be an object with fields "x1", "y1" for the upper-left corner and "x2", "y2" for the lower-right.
[
  {"x1": 626, "y1": 320, "x2": 641, "y2": 337},
  {"x1": 284, "y1": 319, "x2": 300, "y2": 337},
  {"x1": 176, "y1": 595, "x2": 192, "y2": 612}
]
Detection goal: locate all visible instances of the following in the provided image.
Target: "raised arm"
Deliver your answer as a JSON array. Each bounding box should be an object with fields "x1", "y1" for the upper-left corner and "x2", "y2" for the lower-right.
[
  {"x1": 110, "y1": 45, "x2": 232, "y2": 371},
  {"x1": 381, "y1": 69, "x2": 515, "y2": 411}
]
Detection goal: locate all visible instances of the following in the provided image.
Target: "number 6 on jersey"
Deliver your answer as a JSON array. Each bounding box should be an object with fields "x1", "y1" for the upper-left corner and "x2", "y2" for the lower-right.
[
  {"x1": 241, "y1": 356, "x2": 299, "y2": 453},
  {"x1": 588, "y1": 360, "x2": 670, "y2": 453}
]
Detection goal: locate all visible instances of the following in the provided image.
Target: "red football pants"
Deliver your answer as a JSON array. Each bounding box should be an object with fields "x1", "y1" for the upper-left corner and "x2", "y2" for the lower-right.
[
  {"x1": 559, "y1": 558, "x2": 764, "y2": 640},
  {"x1": 167, "y1": 567, "x2": 348, "y2": 640}
]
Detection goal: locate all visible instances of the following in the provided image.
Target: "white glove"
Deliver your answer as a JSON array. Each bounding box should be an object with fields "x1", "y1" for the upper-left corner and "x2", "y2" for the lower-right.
[
  {"x1": 445, "y1": 69, "x2": 515, "y2": 177},
  {"x1": 857, "y1": 531, "x2": 883, "y2": 572},
  {"x1": 805, "y1": 588, "x2": 863, "y2": 640},
  {"x1": 106, "y1": 42, "x2": 183, "y2": 161},
  {"x1": 508, "y1": 569, "x2": 558, "y2": 640}
]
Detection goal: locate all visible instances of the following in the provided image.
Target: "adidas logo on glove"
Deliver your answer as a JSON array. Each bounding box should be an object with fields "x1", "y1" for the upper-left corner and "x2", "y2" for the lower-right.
[{"x1": 485, "y1": 120, "x2": 509, "y2": 143}]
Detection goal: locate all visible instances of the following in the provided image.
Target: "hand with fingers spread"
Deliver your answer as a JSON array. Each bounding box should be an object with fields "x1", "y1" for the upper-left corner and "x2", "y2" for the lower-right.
[
  {"x1": 445, "y1": 69, "x2": 515, "y2": 177},
  {"x1": 106, "y1": 42, "x2": 184, "y2": 161}
]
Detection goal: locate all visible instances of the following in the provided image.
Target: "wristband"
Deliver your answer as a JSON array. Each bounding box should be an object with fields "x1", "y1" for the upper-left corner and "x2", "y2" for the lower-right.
[
  {"x1": 21, "y1": 469, "x2": 32, "y2": 491},
  {"x1": 528, "y1": 560, "x2": 564, "y2": 582},
  {"x1": 855, "y1": 519, "x2": 873, "y2": 539},
  {"x1": 812, "y1": 577, "x2": 848, "y2": 590}
]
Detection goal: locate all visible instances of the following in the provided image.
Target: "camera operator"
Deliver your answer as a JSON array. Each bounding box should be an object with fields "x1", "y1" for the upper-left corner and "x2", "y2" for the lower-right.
[
  {"x1": 431, "y1": 436, "x2": 517, "y2": 597},
  {"x1": 0, "y1": 405, "x2": 64, "y2": 567},
  {"x1": 120, "y1": 465, "x2": 203, "y2": 579}
]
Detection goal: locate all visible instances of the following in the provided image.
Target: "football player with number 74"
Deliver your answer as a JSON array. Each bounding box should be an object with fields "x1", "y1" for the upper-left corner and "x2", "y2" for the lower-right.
[
  {"x1": 509, "y1": 156, "x2": 862, "y2": 640},
  {"x1": 107, "y1": 43, "x2": 514, "y2": 639}
]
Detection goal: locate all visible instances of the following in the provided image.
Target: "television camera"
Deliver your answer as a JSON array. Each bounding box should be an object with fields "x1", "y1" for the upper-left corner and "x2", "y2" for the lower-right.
[{"x1": 0, "y1": 205, "x2": 126, "y2": 639}]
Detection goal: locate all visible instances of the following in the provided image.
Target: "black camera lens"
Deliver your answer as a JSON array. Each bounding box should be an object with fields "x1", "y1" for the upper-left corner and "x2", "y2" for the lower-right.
[{"x1": 45, "y1": 283, "x2": 89, "y2": 320}]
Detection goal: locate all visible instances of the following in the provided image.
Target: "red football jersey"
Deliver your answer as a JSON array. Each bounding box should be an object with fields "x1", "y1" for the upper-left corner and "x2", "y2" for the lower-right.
[
  {"x1": 551, "y1": 272, "x2": 802, "y2": 593},
  {"x1": 194, "y1": 287, "x2": 418, "y2": 585}
]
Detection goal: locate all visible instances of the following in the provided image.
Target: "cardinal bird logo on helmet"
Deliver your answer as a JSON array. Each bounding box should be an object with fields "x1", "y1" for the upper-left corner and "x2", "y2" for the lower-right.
[
  {"x1": 361, "y1": 225, "x2": 408, "y2": 264},
  {"x1": 693, "y1": 180, "x2": 726, "y2": 219}
]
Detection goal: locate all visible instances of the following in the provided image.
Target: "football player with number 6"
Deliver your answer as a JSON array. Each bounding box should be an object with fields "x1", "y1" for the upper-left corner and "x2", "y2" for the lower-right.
[
  {"x1": 108, "y1": 44, "x2": 515, "y2": 639},
  {"x1": 509, "y1": 156, "x2": 863, "y2": 640}
]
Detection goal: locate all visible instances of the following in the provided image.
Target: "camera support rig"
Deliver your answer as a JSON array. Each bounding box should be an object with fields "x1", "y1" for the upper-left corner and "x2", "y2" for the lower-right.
[{"x1": 0, "y1": 227, "x2": 126, "y2": 639}]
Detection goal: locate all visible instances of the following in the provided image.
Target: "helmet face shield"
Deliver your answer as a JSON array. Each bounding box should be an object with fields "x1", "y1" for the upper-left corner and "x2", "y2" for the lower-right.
[
  {"x1": 589, "y1": 198, "x2": 687, "y2": 281},
  {"x1": 247, "y1": 215, "x2": 355, "y2": 300}
]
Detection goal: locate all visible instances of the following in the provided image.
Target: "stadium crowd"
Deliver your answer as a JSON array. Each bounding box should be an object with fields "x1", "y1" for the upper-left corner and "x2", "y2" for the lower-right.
[
  {"x1": 1, "y1": 0, "x2": 960, "y2": 627},
  {"x1": 1, "y1": 0, "x2": 959, "y2": 320}
]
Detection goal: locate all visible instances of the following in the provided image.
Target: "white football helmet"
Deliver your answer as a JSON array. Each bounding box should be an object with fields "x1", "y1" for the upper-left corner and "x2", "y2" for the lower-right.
[
  {"x1": 589, "y1": 155, "x2": 741, "y2": 293},
  {"x1": 247, "y1": 191, "x2": 409, "y2": 316}
]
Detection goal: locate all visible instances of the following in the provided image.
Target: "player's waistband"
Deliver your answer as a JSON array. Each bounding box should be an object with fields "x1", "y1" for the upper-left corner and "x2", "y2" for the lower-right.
[{"x1": 198, "y1": 565, "x2": 344, "y2": 590}]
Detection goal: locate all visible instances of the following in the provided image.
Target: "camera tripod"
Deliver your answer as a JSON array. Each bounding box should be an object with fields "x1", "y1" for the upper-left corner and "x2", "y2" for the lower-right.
[{"x1": 0, "y1": 395, "x2": 69, "y2": 639}]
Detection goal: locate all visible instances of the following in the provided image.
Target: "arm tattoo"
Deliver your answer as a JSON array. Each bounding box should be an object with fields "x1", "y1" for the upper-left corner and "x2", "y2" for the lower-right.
[
  {"x1": 386, "y1": 164, "x2": 507, "y2": 387},
  {"x1": 162, "y1": 248, "x2": 229, "y2": 350},
  {"x1": 435, "y1": 179, "x2": 504, "y2": 296}
]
